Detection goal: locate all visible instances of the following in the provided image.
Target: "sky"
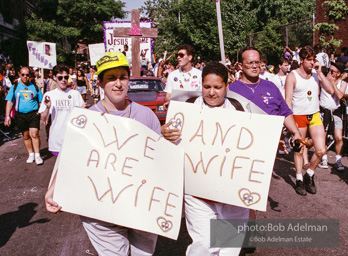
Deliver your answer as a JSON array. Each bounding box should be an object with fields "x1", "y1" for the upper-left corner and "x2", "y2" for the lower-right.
[{"x1": 124, "y1": 0, "x2": 147, "y2": 13}]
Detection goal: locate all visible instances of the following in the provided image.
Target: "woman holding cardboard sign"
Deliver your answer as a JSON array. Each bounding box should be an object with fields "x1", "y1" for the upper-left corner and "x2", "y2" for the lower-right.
[
  {"x1": 162, "y1": 62, "x2": 249, "y2": 256},
  {"x1": 45, "y1": 52, "x2": 161, "y2": 256}
]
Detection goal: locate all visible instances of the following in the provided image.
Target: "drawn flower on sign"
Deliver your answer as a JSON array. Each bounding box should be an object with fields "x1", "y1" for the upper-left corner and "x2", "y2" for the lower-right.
[
  {"x1": 157, "y1": 216, "x2": 173, "y2": 232},
  {"x1": 71, "y1": 115, "x2": 87, "y2": 129},
  {"x1": 238, "y1": 188, "x2": 261, "y2": 207}
]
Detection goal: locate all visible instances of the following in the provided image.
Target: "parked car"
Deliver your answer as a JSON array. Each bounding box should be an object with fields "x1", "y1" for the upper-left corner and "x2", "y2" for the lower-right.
[{"x1": 127, "y1": 77, "x2": 167, "y2": 124}]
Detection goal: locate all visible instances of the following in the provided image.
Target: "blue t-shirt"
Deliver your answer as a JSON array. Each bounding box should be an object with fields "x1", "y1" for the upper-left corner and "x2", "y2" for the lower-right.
[
  {"x1": 5, "y1": 82, "x2": 43, "y2": 113},
  {"x1": 229, "y1": 79, "x2": 292, "y2": 117}
]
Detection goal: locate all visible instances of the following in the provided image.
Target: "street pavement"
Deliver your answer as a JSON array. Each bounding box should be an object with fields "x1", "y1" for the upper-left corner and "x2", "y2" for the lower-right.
[{"x1": 0, "y1": 98, "x2": 348, "y2": 255}]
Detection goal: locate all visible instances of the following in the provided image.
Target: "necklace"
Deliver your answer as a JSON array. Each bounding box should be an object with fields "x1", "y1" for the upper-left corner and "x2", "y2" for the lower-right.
[
  {"x1": 102, "y1": 99, "x2": 129, "y2": 118},
  {"x1": 241, "y1": 80, "x2": 260, "y2": 93}
]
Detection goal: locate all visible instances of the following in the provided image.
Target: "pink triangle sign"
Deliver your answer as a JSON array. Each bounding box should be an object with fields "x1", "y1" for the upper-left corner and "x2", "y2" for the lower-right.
[{"x1": 129, "y1": 24, "x2": 142, "y2": 36}]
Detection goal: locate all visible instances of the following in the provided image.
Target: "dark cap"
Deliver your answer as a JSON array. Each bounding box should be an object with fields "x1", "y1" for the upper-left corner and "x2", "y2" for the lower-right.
[{"x1": 330, "y1": 62, "x2": 345, "y2": 74}]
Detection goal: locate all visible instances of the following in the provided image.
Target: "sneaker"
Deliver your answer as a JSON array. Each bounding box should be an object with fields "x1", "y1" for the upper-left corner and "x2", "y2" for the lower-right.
[
  {"x1": 304, "y1": 173, "x2": 316, "y2": 194},
  {"x1": 336, "y1": 159, "x2": 344, "y2": 172},
  {"x1": 35, "y1": 156, "x2": 44, "y2": 165},
  {"x1": 295, "y1": 180, "x2": 307, "y2": 196},
  {"x1": 318, "y1": 160, "x2": 328, "y2": 169},
  {"x1": 26, "y1": 154, "x2": 35, "y2": 164}
]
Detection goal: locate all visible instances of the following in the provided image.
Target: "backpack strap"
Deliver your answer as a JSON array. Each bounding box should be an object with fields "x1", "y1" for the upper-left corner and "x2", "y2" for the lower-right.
[
  {"x1": 186, "y1": 96, "x2": 198, "y2": 103},
  {"x1": 226, "y1": 97, "x2": 244, "y2": 112},
  {"x1": 11, "y1": 82, "x2": 18, "y2": 102}
]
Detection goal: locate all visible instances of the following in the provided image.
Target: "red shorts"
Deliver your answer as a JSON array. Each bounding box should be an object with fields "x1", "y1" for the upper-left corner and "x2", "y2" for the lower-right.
[{"x1": 293, "y1": 112, "x2": 322, "y2": 128}]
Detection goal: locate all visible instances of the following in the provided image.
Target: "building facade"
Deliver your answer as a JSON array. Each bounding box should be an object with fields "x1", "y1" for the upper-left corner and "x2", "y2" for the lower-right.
[
  {"x1": 315, "y1": 0, "x2": 348, "y2": 49},
  {"x1": 0, "y1": 0, "x2": 42, "y2": 50}
]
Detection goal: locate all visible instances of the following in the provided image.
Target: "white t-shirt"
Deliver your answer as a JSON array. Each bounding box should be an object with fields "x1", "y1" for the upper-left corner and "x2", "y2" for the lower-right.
[
  {"x1": 193, "y1": 96, "x2": 236, "y2": 110},
  {"x1": 259, "y1": 71, "x2": 273, "y2": 81},
  {"x1": 39, "y1": 88, "x2": 84, "y2": 152},
  {"x1": 164, "y1": 67, "x2": 202, "y2": 93},
  {"x1": 271, "y1": 74, "x2": 287, "y2": 99},
  {"x1": 235, "y1": 70, "x2": 242, "y2": 80},
  {"x1": 292, "y1": 50, "x2": 300, "y2": 63},
  {"x1": 320, "y1": 80, "x2": 344, "y2": 110}
]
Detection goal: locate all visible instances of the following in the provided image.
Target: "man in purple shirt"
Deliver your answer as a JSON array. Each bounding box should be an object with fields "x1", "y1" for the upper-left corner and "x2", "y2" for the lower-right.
[{"x1": 229, "y1": 47, "x2": 301, "y2": 152}]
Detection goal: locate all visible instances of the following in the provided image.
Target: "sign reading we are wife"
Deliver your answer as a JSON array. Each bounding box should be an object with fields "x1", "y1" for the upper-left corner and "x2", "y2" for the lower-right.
[
  {"x1": 166, "y1": 101, "x2": 284, "y2": 211},
  {"x1": 53, "y1": 108, "x2": 184, "y2": 240}
]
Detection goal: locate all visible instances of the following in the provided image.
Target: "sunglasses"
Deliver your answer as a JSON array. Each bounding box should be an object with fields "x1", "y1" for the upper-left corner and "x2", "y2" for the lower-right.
[
  {"x1": 176, "y1": 53, "x2": 186, "y2": 58},
  {"x1": 57, "y1": 76, "x2": 69, "y2": 81},
  {"x1": 329, "y1": 69, "x2": 339, "y2": 74},
  {"x1": 21, "y1": 74, "x2": 30, "y2": 77}
]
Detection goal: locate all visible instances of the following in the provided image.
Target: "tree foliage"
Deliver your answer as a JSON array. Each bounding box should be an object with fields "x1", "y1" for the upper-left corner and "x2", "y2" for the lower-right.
[
  {"x1": 143, "y1": 0, "x2": 315, "y2": 64},
  {"x1": 314, "y1": 0, "x2": 348, "y2": 48},
  {"x1": 22, "y1": 0, "x2": 125, "y2": 64}
]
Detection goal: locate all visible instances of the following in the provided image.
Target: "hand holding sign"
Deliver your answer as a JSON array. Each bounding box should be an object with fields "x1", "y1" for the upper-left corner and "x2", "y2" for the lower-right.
[{"x1": 161, "y1": 121, "x2": 181, "y2": 143}]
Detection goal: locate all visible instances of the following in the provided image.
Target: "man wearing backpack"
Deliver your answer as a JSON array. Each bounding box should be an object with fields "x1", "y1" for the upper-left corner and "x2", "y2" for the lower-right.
[{"x1": 4, "y1": 67, "x2": 44, "y2": 165}]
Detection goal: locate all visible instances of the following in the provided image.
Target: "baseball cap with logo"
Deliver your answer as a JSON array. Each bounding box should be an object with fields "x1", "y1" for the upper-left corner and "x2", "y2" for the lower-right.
[{"x1": 95, "y1": 52, "x2": 129, "y2": 76}]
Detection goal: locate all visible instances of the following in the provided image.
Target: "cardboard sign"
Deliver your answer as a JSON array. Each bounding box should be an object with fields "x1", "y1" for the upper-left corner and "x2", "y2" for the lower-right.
[
  {"x1": 27, "y1": 41, "x2": 57, "y2": 69},
  {"x1": 89, "y1": 43, "x2": 106, "y2": 66},
  {"x1": 166, "y1": 101, "x2": 284, "y2": 211},
  {"x1": 103, "y1": 21, "x2": 153, "y2": 66},
  {"x1": 53, "y1": 108, "x2": 184, "y2": 240}
]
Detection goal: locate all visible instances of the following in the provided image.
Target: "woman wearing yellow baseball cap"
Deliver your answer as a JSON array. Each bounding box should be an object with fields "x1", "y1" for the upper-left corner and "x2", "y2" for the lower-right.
[{"x1": 45, "y1": 51, "x2": 161, "y2": 255}]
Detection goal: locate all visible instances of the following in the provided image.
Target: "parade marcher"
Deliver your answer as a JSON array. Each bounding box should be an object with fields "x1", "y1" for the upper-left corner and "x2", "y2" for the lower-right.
[
  {"x1": 4, "y1": 67, "x2": 44, "y2": 165},
  {"x1": 38, "y1": 64, "x2": 85, "y2": 155},
  {"x1": 319, "y1": 62, "x2": 347, "y2": 171},
  {"x1": 68, "y1": 67, "x2": 76, "y2": 89},
  {"x1": 285, "y1": 46, "x2": 334, "y2": 196},
  {"x1": 45, "y1": 52, "x2": 160, "y2": 256},
  {"x1": 164, "y1": 44, "x2": 202, "y2": 109},
  {"x1": 272, "y1": 57, "x2": 290, "y2": 98},
  {"x1": 74, "y1": 69, "x2": 88, "y2": 102},
  {"x1": 162, "y1": 62, "x2": 249, "y2": 255},
  {"x1": 228, "y1": 47, "x2": 302, "y2": 156},
  {"x1": 259, "y1": 56, "x2": 273, "y2": 81}
]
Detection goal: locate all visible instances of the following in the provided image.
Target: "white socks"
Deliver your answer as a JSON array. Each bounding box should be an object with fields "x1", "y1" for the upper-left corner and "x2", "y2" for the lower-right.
[
  {"x1": 306, "y1": 169, "x2": 314, "y2": 177},
  {"x1": 296, "y1": 174, "x2": 303, "y2": 181}
]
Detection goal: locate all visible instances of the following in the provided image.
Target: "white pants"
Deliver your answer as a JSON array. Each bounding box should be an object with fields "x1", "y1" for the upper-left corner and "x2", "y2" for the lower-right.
[
  {"x1": 80, "y1": 216, "x2": 157, "y2": 256},
  {"x1": 185, "y1": 195, "x2": 249, "y2": 256}
]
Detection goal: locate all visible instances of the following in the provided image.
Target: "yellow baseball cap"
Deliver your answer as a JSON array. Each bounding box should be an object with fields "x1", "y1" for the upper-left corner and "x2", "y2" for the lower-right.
[{"x1": 95, "y1": 51, "x2": 129, "y2": 76}]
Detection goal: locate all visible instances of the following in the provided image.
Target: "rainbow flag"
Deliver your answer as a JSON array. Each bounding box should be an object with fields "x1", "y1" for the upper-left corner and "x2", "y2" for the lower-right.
[{"x1": 151, "y1": 54, "x2": 156, "y2": 63}]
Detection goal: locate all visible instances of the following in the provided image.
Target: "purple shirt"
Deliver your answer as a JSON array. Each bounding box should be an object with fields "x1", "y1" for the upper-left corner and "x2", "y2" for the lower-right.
[
  {"x1": 229, "y1": 79, "x2": 292, "y2": 117},
  {"x1": 89, "y1": 100, "x2": 161, "y2": 135}
]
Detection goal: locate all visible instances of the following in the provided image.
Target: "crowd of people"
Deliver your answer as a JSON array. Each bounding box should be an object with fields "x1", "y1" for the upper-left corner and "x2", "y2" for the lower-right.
[{"x1": 1, "y1": 42, "x2": 348, "y2": 255}]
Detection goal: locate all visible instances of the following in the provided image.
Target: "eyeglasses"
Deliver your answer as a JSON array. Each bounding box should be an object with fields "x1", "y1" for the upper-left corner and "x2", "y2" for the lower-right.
[
  {"x1": 176, "y1": 53, "x2": 186, "y2": 58},
  {"x1": 57, "y1": 76, "x2": 69, "y2": 81},
  {"x1": 329, "y1": 69, "x2": 339, "y2": 74},
  {"x1": 243, "y1": 61, "x2": 261, "y2": 68},
  {"x1": 21, "y1": 74, "x2": 30, "y2": 77}
]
